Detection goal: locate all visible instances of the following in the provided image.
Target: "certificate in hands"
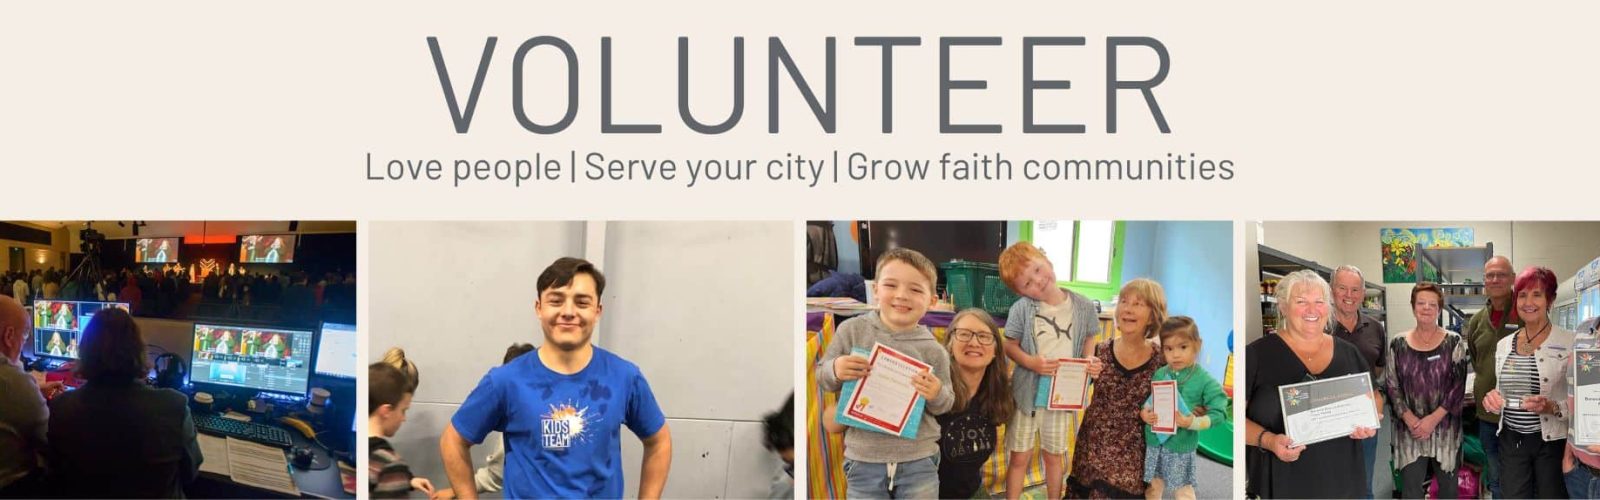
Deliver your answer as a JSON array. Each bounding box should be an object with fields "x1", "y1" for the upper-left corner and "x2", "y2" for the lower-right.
[
  {"x1": 1574, "y1": 349, "x2": 1600, "y2": 446},
  {"x1": 1151, "y1": 380, "x2": 1178, "y2": 434},
  {"x1": 1277, "y1": 372, "x2": 1379, "y2": 446},
  {"x1": 843, "y1": 343, "x2": 933, "y2": 436},
  {"x1": 1045, "y1": 358, "x2": 1091, "y2": 411}
]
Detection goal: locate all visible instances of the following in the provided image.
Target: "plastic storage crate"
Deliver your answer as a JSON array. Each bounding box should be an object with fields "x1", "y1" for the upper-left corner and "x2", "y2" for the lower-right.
[
  {"x1": 982, "y1": 275, "x2": 1021, "y2": 317},
  {"x1": 939, "y1": 261, "x2": 998, "y2": 312}
]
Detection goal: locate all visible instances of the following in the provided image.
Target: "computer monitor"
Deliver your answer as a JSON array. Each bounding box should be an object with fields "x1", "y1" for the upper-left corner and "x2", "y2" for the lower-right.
[
  {"x1": 189, "y1": 323, "x2": 314, "y2": 396},
  {"x1": 314, "y1": 322, "x2": 357, "y2": 380},
  {"x1": 32, "y1": 300, "x2": 130, "y2": 360}
]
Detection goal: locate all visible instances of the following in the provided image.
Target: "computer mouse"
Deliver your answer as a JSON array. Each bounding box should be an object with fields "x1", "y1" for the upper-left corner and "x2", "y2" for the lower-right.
[{"x1": 291, "y1": 447, "x2": 315, "y2": 469}]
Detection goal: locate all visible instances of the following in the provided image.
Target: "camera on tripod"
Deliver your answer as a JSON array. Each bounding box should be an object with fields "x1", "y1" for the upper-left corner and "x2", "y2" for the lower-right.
[{"x1": 79, "y1": 224, "x2": 106, "y2": 256}]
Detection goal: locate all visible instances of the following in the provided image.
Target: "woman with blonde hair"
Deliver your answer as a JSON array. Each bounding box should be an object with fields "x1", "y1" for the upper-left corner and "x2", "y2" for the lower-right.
[
  {"x1": 382, "y1": 347, "x2": 420, "y2": 393},
  {"x1": 1244, "y1": 270, "x2": 1377, "y2": 498},
  {"x1": 1067, "y1": 278, "x2": 1168, "y2": 499}
]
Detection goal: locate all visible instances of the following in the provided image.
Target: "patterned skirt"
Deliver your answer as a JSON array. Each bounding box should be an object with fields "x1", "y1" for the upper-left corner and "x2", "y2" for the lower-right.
[{"x1": 1143, "y1": 445, "x2": 1197, "y2": 488}]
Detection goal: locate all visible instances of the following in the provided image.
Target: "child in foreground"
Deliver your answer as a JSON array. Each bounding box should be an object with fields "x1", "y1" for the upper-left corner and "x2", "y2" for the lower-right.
[
  {"x1": 814, "y1": 247, "x2": 954, "y2": 499},
  {"x1": 1139, "y1": 317, "x2": 1230, "y2": 500}
]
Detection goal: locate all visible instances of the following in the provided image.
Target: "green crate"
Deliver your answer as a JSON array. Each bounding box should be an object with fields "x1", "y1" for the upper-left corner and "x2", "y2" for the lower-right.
[
  {"x1": 938, "y1": 261, "x2": 998, "y2": 312},
  {"x1": 982, "y1": 275, "x2": 1021, "y2": 317}
]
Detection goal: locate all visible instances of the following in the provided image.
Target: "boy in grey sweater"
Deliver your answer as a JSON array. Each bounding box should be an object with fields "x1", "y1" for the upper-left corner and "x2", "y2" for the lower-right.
[{"x1": 815, "y1": 248, "x2": 955, "y2": 499}]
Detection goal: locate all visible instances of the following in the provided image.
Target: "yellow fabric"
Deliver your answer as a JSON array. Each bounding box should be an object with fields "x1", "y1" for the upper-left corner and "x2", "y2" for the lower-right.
[{"x1": 806, "y1": 314, "x2": 1116, "y2": 498}]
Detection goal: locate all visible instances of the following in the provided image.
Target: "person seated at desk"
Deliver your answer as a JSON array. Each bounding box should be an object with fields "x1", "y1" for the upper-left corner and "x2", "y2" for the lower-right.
[
  {"x1": 0, "y1": 296, "x2": 62, "y2": 498},
  {"x1": 45, "y1": 307, "x2": 203, "y2": 498}
]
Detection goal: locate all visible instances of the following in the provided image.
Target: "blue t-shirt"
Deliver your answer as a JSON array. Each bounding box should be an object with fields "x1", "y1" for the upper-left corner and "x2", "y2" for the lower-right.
[{"x1": 451, "y1": 347, "x2": 666, "y2": 499}]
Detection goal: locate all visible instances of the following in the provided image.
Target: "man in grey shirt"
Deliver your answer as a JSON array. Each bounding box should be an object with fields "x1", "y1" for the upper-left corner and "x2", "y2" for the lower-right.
[{"x1": 0, "y1": 296, "x2": 57, "y2": 496}]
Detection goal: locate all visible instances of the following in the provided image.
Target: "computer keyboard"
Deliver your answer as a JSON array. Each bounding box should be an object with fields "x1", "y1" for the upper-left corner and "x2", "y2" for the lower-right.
[{"x1": 194, "y1": 414, "x2": 294, "y2": 449}]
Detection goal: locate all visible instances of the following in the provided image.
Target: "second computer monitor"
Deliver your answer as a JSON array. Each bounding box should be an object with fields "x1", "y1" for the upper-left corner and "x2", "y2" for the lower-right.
[
  {"x1": 190, "y1": 323, "x2": 313, "y2": 396},
  {"x1": 33, "y1": 300, "x2": 130, "y2": 360},
  {"x1": 315, "y1": 322, "x2": 358, "y2": 380}
]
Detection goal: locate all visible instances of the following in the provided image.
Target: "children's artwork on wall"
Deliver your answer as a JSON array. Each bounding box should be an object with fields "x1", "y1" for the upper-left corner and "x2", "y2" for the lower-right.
[{"x1": 1380, "y1": 228, "x2": 1474, "y2": 283}]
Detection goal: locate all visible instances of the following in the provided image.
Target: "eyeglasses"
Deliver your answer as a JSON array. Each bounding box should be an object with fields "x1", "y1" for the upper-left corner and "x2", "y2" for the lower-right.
[
  {"x1": 951, "y1": 328, "x2": 996, "y2": 346},
  {"x1": 1485, "y1": 272, "x2": 1512, "y2": 281}
]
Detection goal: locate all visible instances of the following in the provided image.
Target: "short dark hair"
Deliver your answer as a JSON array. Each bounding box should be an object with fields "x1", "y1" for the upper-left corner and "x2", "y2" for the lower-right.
[
  {"x1": 1411, "y1": 282, "x2": 1446, "y2": 306},
  {"x1": 537, "y1": 257, "x2": 606, "y2": 297},
  {"x1": 76, "y1": 307, "x2": 150, "y2": 383},
  {"x1": 503, "y1": 343, "x2": 535, "y2": 365},
  {"x1": 369, "y1": 362, "x2": 411, "y2": 415},
  {"x1": 762, "y1": 393, "x2": 794, "y2": 452}
]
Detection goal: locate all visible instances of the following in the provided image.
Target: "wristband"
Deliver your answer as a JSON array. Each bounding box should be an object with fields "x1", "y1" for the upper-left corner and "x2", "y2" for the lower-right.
[{"x1": 1257, "y1": 428, "x2": 1270, "y2": 448}]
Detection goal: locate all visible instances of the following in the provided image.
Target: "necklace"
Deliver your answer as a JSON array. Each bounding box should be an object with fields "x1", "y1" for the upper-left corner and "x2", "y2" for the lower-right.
[
  {"x1": 1518, "y1": 322, "x2": 1553, "y2": 354},
  {"x1": 1411, "y1": 327, "x2": 1444, "y2": 351},
  {"x1": 1282, "y1": 331, "x2": 1327, "y2": 362}
]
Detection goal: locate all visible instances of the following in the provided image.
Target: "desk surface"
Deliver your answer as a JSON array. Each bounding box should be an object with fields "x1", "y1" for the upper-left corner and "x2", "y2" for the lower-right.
[{"x1": 191, "y1": 420, "x2": 354, "y2": 499}]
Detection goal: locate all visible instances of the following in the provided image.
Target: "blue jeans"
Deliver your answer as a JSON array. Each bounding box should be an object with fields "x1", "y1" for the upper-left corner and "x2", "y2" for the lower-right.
[
  {"x1": 1362, "y1": 432, "x2": 1379, "y2": 498},
  {"x1": 1478, "y1": 422, "x2": 1502, "y2": 498},
  {"x1": 844, "y1": 456, "x2": 940, "y2": 500},
  {"x1": 1567, "y1": 465, "x2": 1600, "y2": 499}
]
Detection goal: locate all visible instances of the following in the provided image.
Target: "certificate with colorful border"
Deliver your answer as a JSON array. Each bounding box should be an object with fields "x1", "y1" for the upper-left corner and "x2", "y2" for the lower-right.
[
  {"x1": 843, "y1": 343, "x2": 932, "y2": 436},
  {"x1": 1151, "y1": 380, "x2": 1178, "y2": 434},
  {"x1": 1046, "y1": 358, "x2": 1091, "y2": 411}
]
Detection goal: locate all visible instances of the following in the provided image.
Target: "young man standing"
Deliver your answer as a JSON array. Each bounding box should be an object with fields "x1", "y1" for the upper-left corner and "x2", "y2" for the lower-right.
[{"x1": 440, "y1": 257, "x2": 672, "y2": 499}]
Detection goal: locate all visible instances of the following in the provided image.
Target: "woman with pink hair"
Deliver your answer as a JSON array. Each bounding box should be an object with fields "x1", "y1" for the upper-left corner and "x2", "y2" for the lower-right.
[{"x1": 1483, "y1": 266, "x2": 1574, "y2": 498}]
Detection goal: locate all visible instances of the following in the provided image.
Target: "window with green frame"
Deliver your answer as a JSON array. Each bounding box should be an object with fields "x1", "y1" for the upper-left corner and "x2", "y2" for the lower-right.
[{"x1": 1018, "y1": 220, "x2": 1125, "y2": 301}]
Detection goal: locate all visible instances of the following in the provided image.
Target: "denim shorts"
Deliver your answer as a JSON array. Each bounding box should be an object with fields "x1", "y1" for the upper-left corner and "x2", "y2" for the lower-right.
[{"x1": 843, "y1": 455, "x2": 940, "y2": 500}]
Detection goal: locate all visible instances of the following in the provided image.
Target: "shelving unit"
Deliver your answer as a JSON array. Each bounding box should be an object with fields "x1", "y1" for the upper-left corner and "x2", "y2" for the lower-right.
[
  {"x1": 1416, "y1": 243, "x2": 1494, "y2": 330},
  {"x1": 1257, "y1": 244, "x2": 1387, "y2": 337}
]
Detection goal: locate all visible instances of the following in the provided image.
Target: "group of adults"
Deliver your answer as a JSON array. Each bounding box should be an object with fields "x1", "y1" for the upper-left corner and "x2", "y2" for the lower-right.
[{"x1": 1247, "y1": 256, "x2": 1600, "y2": 499}]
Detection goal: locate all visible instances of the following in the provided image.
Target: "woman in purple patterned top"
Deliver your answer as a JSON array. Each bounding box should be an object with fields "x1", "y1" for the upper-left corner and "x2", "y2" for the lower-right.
[{"x1": 1383, "y1": 282, "x2": 1468, "y2": 499}]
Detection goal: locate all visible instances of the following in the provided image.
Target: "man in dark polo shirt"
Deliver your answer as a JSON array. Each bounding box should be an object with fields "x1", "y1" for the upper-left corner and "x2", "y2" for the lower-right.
[
  {"x1": 1330, "y1": 264, "x2": 1386, "y2": 498},
  {"x1": 1465, "y1": 255, "x2": 1519, "y2": 499}
]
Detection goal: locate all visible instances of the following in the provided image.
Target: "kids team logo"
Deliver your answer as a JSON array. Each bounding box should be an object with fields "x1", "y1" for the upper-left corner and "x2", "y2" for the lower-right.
[{"x1": 542, "y1": 402, "x2": 593, "y2": 450}]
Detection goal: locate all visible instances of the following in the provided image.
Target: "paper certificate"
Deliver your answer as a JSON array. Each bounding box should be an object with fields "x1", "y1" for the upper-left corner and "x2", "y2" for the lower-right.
[
  {"x1": 1575, "y1": 349, "x2": 1600, "y2": 446},
  {"x1": 1277, "y1": 372, "x2": 1380, "y2": 446},
  {"x1": 843, "y1": 343, "x2": 933, "y2": 436},
  {"x1": 1151, "y1": 380, "x2": 1178, "y2": 434},
  {"x1": 1046, "y1": 358, "x2": 1091, "y2": 411}
]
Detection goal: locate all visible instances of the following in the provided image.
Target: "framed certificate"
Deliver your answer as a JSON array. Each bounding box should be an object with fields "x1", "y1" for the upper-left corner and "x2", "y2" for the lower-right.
[
  {"x1": 843, "y1": 343, "x2": 932, "y2": 436},
  {"x1": 1151, "y1": 380, "x2": 1178, "y2": 434},
  {"x1": 1277, "y1": 372, "x2": 1380, "y2": 446},
  {"x1": 1575, "y1": 349, "x2": 1600, "y2": 446},
  {"x1": 1045, "y1": 358, "x2": 1091, "y2": 411}
]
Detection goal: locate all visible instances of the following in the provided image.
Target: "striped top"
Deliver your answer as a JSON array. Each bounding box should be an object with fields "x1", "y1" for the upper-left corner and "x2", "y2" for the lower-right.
[{"x1": 1500, "y1": 352, "x2": 1542, "y2": 433}]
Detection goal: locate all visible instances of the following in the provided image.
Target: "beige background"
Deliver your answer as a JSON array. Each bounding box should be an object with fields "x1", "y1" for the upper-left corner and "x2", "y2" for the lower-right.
[
  {"x1": 9, "y1": 3, "x2": 1600, "y2": 498},
  {"x1": 7, "y1": 3, "x2": 1599, "y2": 220}
]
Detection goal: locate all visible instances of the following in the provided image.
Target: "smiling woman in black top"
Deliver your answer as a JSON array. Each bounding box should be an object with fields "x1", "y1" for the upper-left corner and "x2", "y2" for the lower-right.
[
  {"x1": 1245, "y1": 269, "x2": 1379, "y2": 498},
  {"x1": 937, "y1": 308, "x2": 1014, "y2": 499}
]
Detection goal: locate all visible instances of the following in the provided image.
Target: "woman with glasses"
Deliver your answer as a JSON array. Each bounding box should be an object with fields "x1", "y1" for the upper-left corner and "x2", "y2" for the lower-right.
[
  {"x1": 1244, "y1": 269, "x2": 1378, "y2": 498},
  {"x1": 1383, "y1": 282, "x2": 1468, "y2": 498},
  {"x1": 936, "y1": 308, "x2": 1015, "y2": 499}
]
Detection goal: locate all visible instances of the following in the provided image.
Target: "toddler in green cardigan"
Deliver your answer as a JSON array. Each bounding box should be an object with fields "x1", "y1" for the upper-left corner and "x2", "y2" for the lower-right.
[{"x1": 1139, "y1": 316, "x2": 1230, "y2": 500}]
